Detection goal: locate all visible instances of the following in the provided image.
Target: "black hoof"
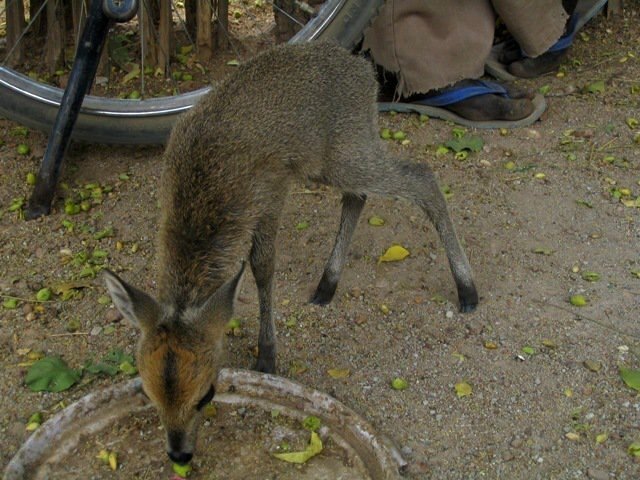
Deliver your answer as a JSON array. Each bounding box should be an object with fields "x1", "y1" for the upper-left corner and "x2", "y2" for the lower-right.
[
  {"x1": 254, "y1": 358, "x2": 276, "y2": 374},
  {"x1": 458, "y1": 284, "x2": 479, "y2": 313},
  {"x1": 254, "y1": 344, "x2": 276, "y2": 374},
  {"x1": 310, "y1": 275, "x2": 337, "y2": 305},
  {"x1": 459, "y1": 301, "x2": 478, "y2": 313},
  {"x1": 25, "y1": 203, "x2": 51, "y2": 220}
]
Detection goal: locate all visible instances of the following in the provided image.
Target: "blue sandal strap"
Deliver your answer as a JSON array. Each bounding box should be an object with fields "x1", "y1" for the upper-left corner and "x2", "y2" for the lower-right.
[
  {"x1": 414, "y1": 80, "x2": 508, "y2": 108},
  {"x1": 547, "y1": 14, "x2": 579, "y2": 53}
]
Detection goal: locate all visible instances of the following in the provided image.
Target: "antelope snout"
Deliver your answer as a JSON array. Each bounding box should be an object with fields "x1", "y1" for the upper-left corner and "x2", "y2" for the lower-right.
[
  {"x1": 167, "y1": 430, "x2": 193, "y2": 464},
  {"x1": 168, "y1": 450, "x2": 193, "y2": 464}
]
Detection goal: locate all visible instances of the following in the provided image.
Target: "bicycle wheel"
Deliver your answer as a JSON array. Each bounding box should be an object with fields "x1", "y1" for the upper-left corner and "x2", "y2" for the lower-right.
[{"x1": 0, "y1": 0, "x2": 383, "y2": 144}]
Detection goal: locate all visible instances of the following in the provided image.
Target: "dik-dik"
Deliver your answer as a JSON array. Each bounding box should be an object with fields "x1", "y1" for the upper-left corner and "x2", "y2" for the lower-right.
[{"x1": 104, "y1": 42, "x2": 478, "y2": 465}]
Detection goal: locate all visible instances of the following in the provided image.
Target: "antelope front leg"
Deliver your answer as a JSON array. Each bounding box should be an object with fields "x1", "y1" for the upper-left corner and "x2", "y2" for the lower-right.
[
  {"x1": 311, "y1": 192, "x2": 366, "y2": 305},
  {"x1": 250, "y1": 219, "x2": 279, "y2": 374}
]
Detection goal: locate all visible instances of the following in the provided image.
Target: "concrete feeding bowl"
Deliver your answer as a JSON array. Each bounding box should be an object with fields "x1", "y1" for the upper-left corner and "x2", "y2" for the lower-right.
[{"x1": 4, "y1": 368, "x2": 406, "y2": 480}]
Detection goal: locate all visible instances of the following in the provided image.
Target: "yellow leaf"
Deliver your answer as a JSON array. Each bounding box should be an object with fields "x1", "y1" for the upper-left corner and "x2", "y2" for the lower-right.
[
  {"x1": 455, "y1": 381, "x2": 472, "y2": 398},
  {"x1": 596, "y1": 433, "x2": 608, "y2": 444},
  {"x1": 368, "y1": 215, "x2": 385, "y2": 226},
  {"x1": 378, "y1": 245, "x2": 410, "y2": 263},
  {"x1": 452, "y1": 352, "x2": 465, "y2": 362},
  {"x1": 273, "y1": 431, "x2": 323, "y2": 464},
  {"x1": 108, "y1": 452, "x2": 118, "y2": 470},
  {"x1": 484, "y1": 341, "x2": 498, "y2": 350},
  {"x1": 96, "y1": 449, "x2": 109, "y2": 463},
  {"x1": 327, "y1": 368, "x2": 350, "y2": 379},
  {"x1": 565, "y1": 432, "x2": 580, "y2": 441}
]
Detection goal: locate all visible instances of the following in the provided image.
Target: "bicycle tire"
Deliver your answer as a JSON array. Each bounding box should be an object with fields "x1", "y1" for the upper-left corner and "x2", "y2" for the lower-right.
[{"x1": 0, "y1": 0, "x2": 384, "y2": 145}]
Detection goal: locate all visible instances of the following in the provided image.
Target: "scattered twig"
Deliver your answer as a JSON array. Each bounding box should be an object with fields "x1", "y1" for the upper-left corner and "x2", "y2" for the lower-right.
[
  {"x1": 596, "y1": 138, "x2": 617, "y2": 152},
  {"x1": 291, "y1": 190, "x2": 323, "y2": 195},
  {"x1": 0, "y1": 294, "x2": 53, "y2": 303},
  {"x1": 48, "y1": 332, "x2": 89, "y2": 337},
  {"x1": 533, "y1": 299, "x2": 640, "y2": 341}
]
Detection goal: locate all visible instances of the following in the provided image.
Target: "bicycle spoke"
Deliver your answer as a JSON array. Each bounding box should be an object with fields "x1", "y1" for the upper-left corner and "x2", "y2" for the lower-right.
[{"x1": 2, "y1": 0, "x2": 48, "y2": 65}]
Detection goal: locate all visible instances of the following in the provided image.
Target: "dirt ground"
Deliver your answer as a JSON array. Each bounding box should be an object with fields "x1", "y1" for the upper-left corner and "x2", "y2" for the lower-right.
[{"x1": 1, "y1": 9, "x2": 640, "y2": 480}]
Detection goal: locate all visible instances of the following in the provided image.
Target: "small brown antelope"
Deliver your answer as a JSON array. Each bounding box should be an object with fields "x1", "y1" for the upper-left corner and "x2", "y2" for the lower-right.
[{"x1": 104, "y1": 42, "x2": 478, "y2": 465}]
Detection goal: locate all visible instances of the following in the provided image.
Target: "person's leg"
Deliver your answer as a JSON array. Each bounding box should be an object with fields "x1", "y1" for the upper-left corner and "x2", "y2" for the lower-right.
[
  {"x1": 495, "y1": 0, "x2": 577, "y2": 78},
  {"x1": 363, "y1": 0, "x2": 535, "y2": 122}
]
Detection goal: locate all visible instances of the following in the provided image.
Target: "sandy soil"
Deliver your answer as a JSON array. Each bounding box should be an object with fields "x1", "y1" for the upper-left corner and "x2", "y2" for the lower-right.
[{"x1": 1, "y1": 8, "x2": 640, "y2": 480}]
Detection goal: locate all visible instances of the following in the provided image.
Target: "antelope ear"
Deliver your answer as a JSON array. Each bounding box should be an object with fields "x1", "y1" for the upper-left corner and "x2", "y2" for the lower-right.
[
  {"x1": 103, "y1": 269, "x2": 161, "y2": 332},
  {"x1": 199, "y1": 262, "x2": 246, "y2": 326}
]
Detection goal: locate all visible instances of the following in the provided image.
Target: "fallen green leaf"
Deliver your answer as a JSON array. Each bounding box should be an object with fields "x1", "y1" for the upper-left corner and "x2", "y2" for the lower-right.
[
  {"x1": 273, "y1": 431, "x2": 323, "y2": 464},
  {"x1": 25, "y1": 356, "x2": 81, "y2": 392},
  {"x1": 295, "y1": 221, "x2": 309, "y2": 231},
  {"x1": 445, "y1": 135, "x2": 484, "y2": 153},
  {"x1": 586, "y1": 80, "x2": 605, "y2": 94},
  {"x1": 620, "y1": 367, "x2": 640, "y2": 392},
  {"x1": 583, "y1": 360, "x2": 601, "y2": 372},
  {"x1": 327, "y1": 368, "x2": 350, "y2": 379},
  {"x1": 576, "y1": 200, "x2": 593, "y2": 208},
  {"x1": 94, "y1": 227, "x2": 114, "y2": 240}
]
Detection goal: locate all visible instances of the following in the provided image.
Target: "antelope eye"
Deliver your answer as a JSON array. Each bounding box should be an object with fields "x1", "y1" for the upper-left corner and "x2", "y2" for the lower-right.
[{"x1": 196, "y1": 385, "x2": 215, "y2": 411}]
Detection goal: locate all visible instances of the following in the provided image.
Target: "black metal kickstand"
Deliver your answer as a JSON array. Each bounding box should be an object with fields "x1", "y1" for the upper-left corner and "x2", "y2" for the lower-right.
[{"x1": 26, "y1": 0, "x2": 138, "y2": 219}]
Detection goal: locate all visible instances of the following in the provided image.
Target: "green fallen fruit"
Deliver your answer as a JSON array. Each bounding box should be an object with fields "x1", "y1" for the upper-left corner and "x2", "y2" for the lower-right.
[
  {"x1": 380, "y1": 128, "x2": 392, "y2": 140},
  {"x1": 581, "y1": 271, "x2": 600, "y2": 282},
  {"x1": 392, "y1": 130, "x2": 406, "y2": 140},
  {"x1": 64, "y1": 203, "x2": 80, "y2": 215},
  {"x1": 3, "y1": 298, "x2": 18, "y2": 309},
  {"x1": 96, "y1": 449, "x2": 109, "y2": 463},
  {"x1": 628, "y1": 442, "x2": 640, "y2": 458},
  {"x1": 17, "y1": 144, "x2": 30, "y2": 155},
  {"x1": 36, "y1": 288, "x2": 51, "y2": 302},
  {"x1": 302, "y1": 415, "x2": 321, "y2": 432},
  {"x1": 25, "y1": 421, "x2": 40, "y2": 431},
  {"x1": 28, "y1": 412, "x2": 43, "y2": 424},
  {"x1": 226, "y1": 318, "x2": 241, "y2": 330},
  {"x1": 391, "y1": 377, "x2": 408, "y2": 390},
  {"x1": 172, "y1": 462, "x2": 193, "y2": 477},
  {"x1": 570, "y1": 294, "x2": 587, "y2": 307},
  {"x1": 26, "y1": 173, "x2": 37, "y2": 185}
]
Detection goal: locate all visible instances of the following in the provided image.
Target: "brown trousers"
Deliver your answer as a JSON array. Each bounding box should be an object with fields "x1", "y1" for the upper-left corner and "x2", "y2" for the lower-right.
[{"x1": 363, "y1": 0, "x2": 568, "y2": 96}]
